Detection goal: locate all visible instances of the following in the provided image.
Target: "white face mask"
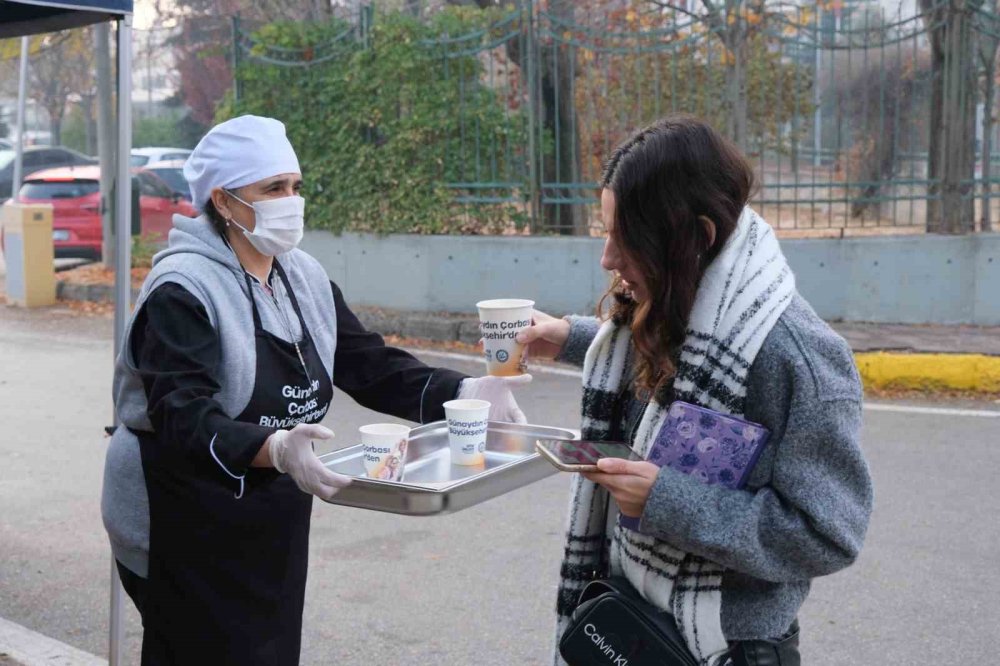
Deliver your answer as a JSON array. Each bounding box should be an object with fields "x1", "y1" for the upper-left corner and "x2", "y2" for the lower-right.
[{"x1": 225, "y1": 190, "x2": 305, "y2": 256}]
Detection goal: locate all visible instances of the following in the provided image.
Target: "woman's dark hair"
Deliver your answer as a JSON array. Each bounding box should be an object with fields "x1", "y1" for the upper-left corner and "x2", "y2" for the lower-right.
[
  {"x1": 599, "y1": 115, "x2": 755, "y2": 399},
  {"x1": 203, "y1": 198, "x2": 229, "y2": 237}
]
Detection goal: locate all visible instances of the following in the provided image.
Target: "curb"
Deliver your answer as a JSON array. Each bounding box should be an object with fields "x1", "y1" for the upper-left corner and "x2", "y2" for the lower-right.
[
  {"x1": 855, "y1": 352, "x2": 1000, "y2": 393},
  {"x1": 0, "y1": 617, "x2": 106, "y2": 666},
  {"x1": 52, "y1": 280, "x2": 1000, "y2": 394},
  {"x1": 56, "y1": 281, "x2": 140, "y2": 303}
]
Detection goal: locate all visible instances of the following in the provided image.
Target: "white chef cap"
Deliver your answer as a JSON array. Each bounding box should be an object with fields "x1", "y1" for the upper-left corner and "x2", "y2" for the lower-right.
[{"x1": 183, "y1": 115, "x2": 301, "y2": 212}]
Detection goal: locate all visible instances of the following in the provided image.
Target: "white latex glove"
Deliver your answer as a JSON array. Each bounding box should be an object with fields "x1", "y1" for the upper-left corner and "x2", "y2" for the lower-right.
[
  {"x1": 268, "y1": 423, "x2": 352, "y2": 500},
  {"x1": 456, "y1": 374, "x2": 532, "y2": 424}
]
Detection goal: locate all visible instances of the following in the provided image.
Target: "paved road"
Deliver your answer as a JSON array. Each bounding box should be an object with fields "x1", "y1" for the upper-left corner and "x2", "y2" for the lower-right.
[{"x1": 0, "y1": 302, "x2": 998, "y2": 665}]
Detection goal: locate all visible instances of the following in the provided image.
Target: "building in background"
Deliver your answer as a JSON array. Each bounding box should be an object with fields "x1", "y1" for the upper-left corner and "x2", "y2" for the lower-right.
[{"x1": 134, "y1": 25, "x2": 179, "y2": 119}]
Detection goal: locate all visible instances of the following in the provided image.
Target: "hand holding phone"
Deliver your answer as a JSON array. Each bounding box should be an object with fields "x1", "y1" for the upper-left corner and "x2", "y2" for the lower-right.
[{"x1": 535, "y1": 439, "x2": 643, "y2": 472}]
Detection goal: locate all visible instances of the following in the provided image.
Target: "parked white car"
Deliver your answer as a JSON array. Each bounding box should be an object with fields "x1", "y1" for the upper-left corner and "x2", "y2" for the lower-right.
[
  {"x1": 130, "y1": 146, "x2": 192, "y2": 167},
  {"x1": 142, "y1": 159, "x2": 190, "y2": 201}
]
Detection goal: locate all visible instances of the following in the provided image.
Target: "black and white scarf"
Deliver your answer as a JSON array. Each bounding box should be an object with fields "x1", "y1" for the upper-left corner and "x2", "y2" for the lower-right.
[{"x1": 554, "y1": 208, "x2": 796, "y2": 665}]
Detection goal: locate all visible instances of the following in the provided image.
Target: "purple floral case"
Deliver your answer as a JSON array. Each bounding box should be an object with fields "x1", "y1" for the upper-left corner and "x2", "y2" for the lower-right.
[
  {"x1": 619, "y1": 401, "x2": 770, "y2": 532},
  {"x1": 648, "y1": 401, "x2": 771, "y2": 489}
]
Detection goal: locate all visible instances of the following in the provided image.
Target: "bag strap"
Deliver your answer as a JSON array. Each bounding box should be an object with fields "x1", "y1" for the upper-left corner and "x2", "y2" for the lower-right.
[{"x1": 579, "y1": 577, "x2": 637, "y2": 605}]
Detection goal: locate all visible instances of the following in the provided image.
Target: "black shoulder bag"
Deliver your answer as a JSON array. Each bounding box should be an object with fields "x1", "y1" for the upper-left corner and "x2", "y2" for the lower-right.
[{"x1": 558, "y1": 577, "x2": 699, "y2": 666}]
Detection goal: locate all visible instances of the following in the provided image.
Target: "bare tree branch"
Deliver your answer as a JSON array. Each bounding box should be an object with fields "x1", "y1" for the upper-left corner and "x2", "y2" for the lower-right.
[
  {"x1": 646, "y1": 0, "x2": 710, "y2": 23},
  {"x1": 698, "y1": 0, "x2": 727, "y2": 32},
  {"x1": 700, "y1": 0, "x2": 721, "y2": 17}
]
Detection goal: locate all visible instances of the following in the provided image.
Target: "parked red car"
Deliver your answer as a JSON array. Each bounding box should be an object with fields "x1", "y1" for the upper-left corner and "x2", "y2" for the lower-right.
[{"x1": 9, "y1": 165, "x2": 196, "y2": 260}]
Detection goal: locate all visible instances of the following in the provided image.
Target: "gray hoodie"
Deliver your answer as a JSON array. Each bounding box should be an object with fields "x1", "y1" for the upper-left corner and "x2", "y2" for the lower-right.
[{"x1": 101, "y1": 214, "x2": 337, "y2": 576}]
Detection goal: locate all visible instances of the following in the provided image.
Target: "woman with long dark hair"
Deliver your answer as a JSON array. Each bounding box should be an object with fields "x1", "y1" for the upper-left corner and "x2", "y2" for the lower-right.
[{"x1": 520, "y1": 116, "x2": 873, "y2": 665}]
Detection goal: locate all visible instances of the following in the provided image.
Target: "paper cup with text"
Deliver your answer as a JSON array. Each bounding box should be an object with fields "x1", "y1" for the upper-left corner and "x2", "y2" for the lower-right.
[
  {"x1": 360, "y1": 424, "x2": 410, "y2": 481},
  {"x1": 443, "y1": 399, "x2": 491, "y2": 466},
  {"x1": 476, "y1": 298, "x2": 534, "y2": 377}
]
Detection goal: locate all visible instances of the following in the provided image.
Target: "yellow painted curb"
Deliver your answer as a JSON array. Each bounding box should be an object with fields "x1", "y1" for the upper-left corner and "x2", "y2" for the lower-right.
[{"x1": 855, "y1": 352, "x2": 1000, "y2": 393}]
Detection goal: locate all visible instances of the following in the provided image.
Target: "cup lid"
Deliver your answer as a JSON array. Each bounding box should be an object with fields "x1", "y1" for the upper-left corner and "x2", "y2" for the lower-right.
[
  {"x1": 443, "y1": 399, "x2": 491, "y2": 411},
  {"x1": 476, "y1": 298, "x2": 535, "y2": 310},
  {"x1": 359, "y1": 423, "x2": 411, "y2": 436}
]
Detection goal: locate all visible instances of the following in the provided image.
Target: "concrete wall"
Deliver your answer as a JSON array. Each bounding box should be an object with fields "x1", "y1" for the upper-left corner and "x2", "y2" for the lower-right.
[
  {"x1": 781, "y1": 235, "x2": 1000, "y2": 325},
  {"x1": 302, "y1": 231, "x2": 1000, "y2": 325}
]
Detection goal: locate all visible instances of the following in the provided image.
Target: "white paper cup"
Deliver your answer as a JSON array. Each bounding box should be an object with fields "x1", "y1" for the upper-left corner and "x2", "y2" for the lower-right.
[
  {"x1": 443, "y1": 399, "x2": 490, "y2": 466},
  {"x1": 476, "y1": 298, "x2": 534, "y2": 377},
  {"x1": 360, "y1": 423, "x2": 410, "y2": 481}
]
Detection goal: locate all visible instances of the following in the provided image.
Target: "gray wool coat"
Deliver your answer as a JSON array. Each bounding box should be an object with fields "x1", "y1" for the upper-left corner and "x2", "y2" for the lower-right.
[{"x1": 556, "y1": 294, "x2": 874, "y2": 641}]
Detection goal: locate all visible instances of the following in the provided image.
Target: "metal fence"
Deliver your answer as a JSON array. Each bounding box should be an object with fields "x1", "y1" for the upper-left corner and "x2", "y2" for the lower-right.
[{"x1": 232, "y1": 0, "x2": 1000, "y2": 235}]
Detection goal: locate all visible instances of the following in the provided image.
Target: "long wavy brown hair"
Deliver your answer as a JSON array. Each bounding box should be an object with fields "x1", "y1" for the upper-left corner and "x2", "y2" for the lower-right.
[{"x1": 599, "y1": 116, "x2": 755, "y2": 400}]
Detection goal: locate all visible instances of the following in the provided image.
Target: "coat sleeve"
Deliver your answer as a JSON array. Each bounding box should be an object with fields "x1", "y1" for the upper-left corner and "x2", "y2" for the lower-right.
[
  {"x1": 330, "y1": 280, "x2": 468, "y2": 424},
  {"x1": 132, "y1": 282, "x2": 275, "y2": 479},
  {"x1": 638, "y1": 326, "x2": 873, "y2": 583},
  {"x1": 554, "y1": 315, "x2": 601, "y2": 367}
]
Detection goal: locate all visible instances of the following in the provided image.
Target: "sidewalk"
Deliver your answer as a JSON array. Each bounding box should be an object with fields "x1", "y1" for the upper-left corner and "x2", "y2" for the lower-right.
[
  {"x1": 832, "y1": 321, "x2": 1000, "y2": 356},
  {"x1": 0, "y1": 617, "x2": 104, "y2": 666}
]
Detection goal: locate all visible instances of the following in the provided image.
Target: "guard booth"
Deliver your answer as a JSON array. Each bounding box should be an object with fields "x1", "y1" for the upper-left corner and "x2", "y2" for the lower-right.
[{"x1": 2, "y1": 2, "x2": 135, "y2": 664}]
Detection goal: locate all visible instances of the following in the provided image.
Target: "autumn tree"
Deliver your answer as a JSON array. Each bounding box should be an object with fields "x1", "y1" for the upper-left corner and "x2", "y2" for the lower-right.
[
  {"x1": 21, "y1": 29, "x2": 95, "y2": 145},
  {"x1": 171, "y1": 18, "x2": 232, "y2": 127},
  {"x1": 831, "y1": 49, "x2": 931, "y2": 220},
  {"x1": 645, "y1": 0, "x2": 786, "y2": 150}
]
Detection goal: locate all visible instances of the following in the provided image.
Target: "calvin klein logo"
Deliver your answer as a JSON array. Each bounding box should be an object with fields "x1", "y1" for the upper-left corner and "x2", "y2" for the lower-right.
[{"x1": 583, "y1": 623, "x2": 628, "y2": 666}]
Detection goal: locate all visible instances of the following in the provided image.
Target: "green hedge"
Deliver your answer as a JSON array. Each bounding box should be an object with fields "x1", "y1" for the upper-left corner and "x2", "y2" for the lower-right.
[{"x1": 219, "y1": 8, "x2": 531, "y2": 235}]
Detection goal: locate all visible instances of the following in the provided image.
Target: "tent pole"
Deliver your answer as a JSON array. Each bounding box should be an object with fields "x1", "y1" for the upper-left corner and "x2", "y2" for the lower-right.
[
  {"x1": 108, "y1": 557, "x2": 123, "y2": 666},
  {"x1": 12, "y1": 36, "x2": 29, "y2": 202},
  {"x1": 113, "y1": 21, "x2": 133, "y2": 375},
  {"x1": 109, "y1": 14, "x2": 133, "y2": 666},
  {"x1": 96, "y1": 22, "x2": 115, "y2": 268}
]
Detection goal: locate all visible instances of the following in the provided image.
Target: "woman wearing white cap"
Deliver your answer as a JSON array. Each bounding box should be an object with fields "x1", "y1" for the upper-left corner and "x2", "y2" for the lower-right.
[{"x1": 101, "y1": 115, "x2": 526, "y2": 664}]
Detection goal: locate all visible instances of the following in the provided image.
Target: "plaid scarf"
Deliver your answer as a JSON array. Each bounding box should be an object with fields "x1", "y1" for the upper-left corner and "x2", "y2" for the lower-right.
[{"x1": 554, "y1": 208, "x2": 795, "y2": 665}]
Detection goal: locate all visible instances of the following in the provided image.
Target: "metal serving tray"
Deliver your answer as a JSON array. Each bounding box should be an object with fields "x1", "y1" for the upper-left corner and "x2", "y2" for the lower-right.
[{"x1": 318, "y1": 420, "x2": 576, "y2": 515}]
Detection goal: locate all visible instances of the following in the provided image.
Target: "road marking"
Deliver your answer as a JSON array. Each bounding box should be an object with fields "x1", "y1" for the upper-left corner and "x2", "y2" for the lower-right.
[
  {"x1": 0, "y1": 617, "x2": 106, "y2": 666},
  {"x1": 862, "y1": 403, "x2": 1000, "y2": 418},
  {"x1": 407, "y1": 348, "x2": 1000, "y2": 418}
]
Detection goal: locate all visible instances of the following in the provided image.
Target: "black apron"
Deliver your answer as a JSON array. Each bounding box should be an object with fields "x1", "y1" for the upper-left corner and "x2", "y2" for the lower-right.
[{"x1": 139, "y1": 262, "x2": 333, "y2": 665}]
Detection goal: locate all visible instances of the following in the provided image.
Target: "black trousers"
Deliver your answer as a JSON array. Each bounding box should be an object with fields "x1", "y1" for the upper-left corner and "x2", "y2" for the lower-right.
[
  {"x1": 116, "y1": 560, "x2": 177, "y2": 666},
  {"x1": 116, "y1": 560, "x2": 147, "y2": 617}
]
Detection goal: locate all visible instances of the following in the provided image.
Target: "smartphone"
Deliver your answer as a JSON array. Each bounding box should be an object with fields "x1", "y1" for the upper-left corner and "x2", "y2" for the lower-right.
[{"x1": 535, "y1": 439, "x2": 643, "y2": 472}]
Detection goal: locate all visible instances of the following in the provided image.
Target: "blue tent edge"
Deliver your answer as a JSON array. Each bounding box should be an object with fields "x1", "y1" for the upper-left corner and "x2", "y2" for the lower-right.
[
  {"x1": 0, "y1": 0, "x2": 133, "y2": 38},
  {"x1": 6, "y1": 0, "x2": 131, "y2": 14}
]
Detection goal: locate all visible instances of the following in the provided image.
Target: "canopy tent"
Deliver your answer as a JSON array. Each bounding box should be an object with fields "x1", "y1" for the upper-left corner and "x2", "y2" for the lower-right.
[
  {"x1": 1, "y1": 2, "x2": 133, "y2": 664},
  {"x1": 0, "y1": 0, "x2": 131, "y2": 37}
]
